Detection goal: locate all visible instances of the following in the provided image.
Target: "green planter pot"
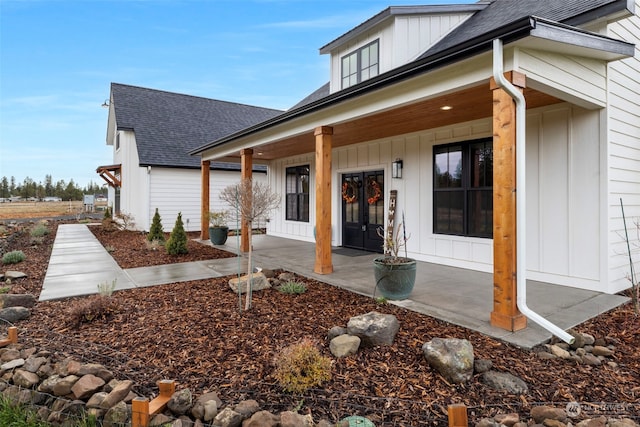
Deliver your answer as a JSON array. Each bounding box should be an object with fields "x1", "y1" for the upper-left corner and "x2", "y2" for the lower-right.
[
  {"x1": 373, "y1": 256, "x2": 416, "y2": 300},
  {"x1": 209, "y1": 226, "x2": 229, "y2": 245}
]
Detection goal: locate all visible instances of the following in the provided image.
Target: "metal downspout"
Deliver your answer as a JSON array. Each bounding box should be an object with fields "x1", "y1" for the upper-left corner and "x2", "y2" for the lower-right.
[{"x1": 492, "y1": 39, "x2": 574, "y2": 344}]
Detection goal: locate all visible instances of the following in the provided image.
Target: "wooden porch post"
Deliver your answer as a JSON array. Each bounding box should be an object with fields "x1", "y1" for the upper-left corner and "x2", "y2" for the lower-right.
[
  {"x1": 490, "y1": 71, "x2": 527, "y2": 332},
  {"x1": 200, "y1": 160, "x2": 210, "y2": 240},
  {"x1": 240, "y1": 148, "x2": 253, "y2": 253},
  {"x1": 314, "y1": 126, "x2": 333, "y2": 274}
]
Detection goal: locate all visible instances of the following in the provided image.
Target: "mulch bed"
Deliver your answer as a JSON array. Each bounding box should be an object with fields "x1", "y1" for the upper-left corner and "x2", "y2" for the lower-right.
[{"x1": 2, "y1": 220, "x2": 639, "y2": 425}]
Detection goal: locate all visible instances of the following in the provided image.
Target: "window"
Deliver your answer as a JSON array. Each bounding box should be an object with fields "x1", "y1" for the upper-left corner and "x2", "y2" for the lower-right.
[
  {"x1": 341, "y1": 40, "x2": 379, "y2": 89},
  {"x1": 115, "y1": 133, "x2": 120, "y2": 151},
  {"x1": 433, "y1": 138, "x2": 493, "y2": 238},
  {"x1": 285, "y1": 165, "x2": 310, "y2": 222}
]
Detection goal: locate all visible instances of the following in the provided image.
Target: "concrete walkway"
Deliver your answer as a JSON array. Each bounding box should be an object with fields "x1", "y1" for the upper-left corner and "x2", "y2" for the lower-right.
[{"x1": 40, "y1": 224, "x2": 629, "y2": 349}]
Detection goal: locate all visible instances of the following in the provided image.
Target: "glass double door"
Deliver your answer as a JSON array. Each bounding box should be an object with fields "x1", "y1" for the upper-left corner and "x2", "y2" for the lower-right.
[{"x1": 341, "y1": 170, "x2": 384, "y2": 252}]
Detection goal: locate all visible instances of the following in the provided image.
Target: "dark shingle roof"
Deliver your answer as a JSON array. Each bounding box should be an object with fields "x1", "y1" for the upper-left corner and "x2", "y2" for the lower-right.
[
  {"x1": 422, "y1": 0, "x2": 621, "y2": 58},
  {"x1": 110, "y1": 83, "x2": 283, "y2": 169},
  {"x1": 289, "y1": 82, "x2": 330, "y2": 110}
]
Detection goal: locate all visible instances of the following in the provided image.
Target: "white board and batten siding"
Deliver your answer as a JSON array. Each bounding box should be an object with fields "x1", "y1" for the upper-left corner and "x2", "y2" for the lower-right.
[
  {"x1": 606, "y1": 1, "x2": 640, "y2": 294},
  {"x1": 327, "y1": 11, "x2": 474, "y2": 94},
  {"x1": 148, "y1": 168, "x2": 267, "y2": 233}
]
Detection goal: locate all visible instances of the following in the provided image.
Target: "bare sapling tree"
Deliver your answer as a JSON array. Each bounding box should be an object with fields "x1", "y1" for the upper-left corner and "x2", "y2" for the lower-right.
[{"x1": 220, "y1": 178, "x2": 280, "y2": 310}]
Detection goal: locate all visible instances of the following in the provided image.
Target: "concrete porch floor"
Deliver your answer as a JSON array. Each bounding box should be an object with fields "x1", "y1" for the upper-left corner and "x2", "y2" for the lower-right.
[{"x1": 215, "y1": 234, "x2": 629, "y2": 349}]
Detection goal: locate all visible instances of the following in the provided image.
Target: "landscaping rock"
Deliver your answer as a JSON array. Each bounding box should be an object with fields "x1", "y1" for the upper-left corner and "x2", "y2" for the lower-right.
[
  {"x1": 23, "y1": 356, "x2": 47, "y2": 373},
  {"x1": 531, "y1": 405, "x2": 567, "y2": 423},
  {"x1": 0, "y1": 293, "x2": 36, "y2": 308},
  {"x1": 327, "y1": 326, "x2": 347, "y2": 341},
  {"x1": 168, "y1": 388, "x2": 193, "y2": 415},
  {"x1": 52, "y1": 374, "x2": 79, "y2": 396},
  {"x1": 86, "y1": 391, "x2": 108, "y2": 408},
  {"x1": 213, "y1": 406, "x2": 243, "y2": 427},
  {"x1": 191, "y1": 391, "x2": 222, "y2": 420},
  {"x1": 280, "y1": 410, "x2": 315, "y2": 427},
  {"x1": 482, "y1": 371, "x2": 528, "y2": 394},
  {"x1": 3, "y1": 271, "x2": 27, "y2": 280},
  {"x1": 72, "y1": 374, "x2": 105, "y2": 400},
  {"x1": 422, "y1": 338, "x2": 474, "y2": 384},
  {"x1": 77, "y1": 363, "x2": 115, "y2": 382},
  {"x1": 549, "y1": 344, "x2": 571, "y2": 359},
  {"x1": 330, "y1": 334, "x2": 361, "y2": 357},
  {"x1": 13, "y1": 369, "x2": 40, "y2": 388},
  {"x1": 0, "y1": 306, "x2": 30, "y2": 322},
  {"x1": 100, "y1": 379, "x2": 134, "y2": 409},
  {"x1": 244, "y1": 410, "x2": 279, "y2": 427},
  {"x1": 203, "y1": 400, "x2": 218, "y2": 422},
  {"x1": 347, "y1": 311, "x2": 399, "y2": 347},
  {"x1": 592, "y1": 346, "x2": 614, "y2": 357},
  {"x1": 494, "y1": 413, "x2": 520, "y2": 427},
  {"x1": 229, "y1": 272, "x2": 270, "y2": 294},
  {"x1": 103, "y1": 401, "x2": 129, "y2": 427},
  {"x1": 474, "y1": 359, "x2": 493, "y2": 374},
  {"x1": 1, "y1": 357, "x2": 25, "y2": 371},
  {"x1": 150, "y1": 413, "x2": 173, "y2": 426},
  {"x1": 234, "y1": 399, "x2": 260, "y2": 418}
]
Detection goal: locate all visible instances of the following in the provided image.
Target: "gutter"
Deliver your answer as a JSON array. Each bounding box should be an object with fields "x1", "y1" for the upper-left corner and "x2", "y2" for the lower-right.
[{"x1": 492, "y1": 39, "x2": 574, "y2": 345}]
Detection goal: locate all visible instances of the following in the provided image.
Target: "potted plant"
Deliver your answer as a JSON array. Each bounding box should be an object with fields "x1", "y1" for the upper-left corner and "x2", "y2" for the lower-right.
[
  {"x1": 208, "y1": 210, "x2": 229, "y2": 245},
  {"x1": 373, "y1": 218, "x2": 416, "y2": 300}
]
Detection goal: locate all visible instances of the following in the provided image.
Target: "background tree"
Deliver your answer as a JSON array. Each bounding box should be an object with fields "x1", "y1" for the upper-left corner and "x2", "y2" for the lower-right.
[{"x1": 220, "y1": 178, "x2": 280, "y2": 310}]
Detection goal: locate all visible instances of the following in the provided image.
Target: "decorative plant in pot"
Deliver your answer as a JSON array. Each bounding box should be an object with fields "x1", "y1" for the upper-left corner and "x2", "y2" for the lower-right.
[
  {"x1": 208, "y1": 210, "x2": 229, "y2": 245},
  {"x1": 373, "y1": 217, "x2": 416, "y2": 300}
]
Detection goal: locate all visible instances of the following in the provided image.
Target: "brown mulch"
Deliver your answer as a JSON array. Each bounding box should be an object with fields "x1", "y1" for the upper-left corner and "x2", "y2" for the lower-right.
[{"x1": 2, "y1": 220, "x2": 639, "y2": 425}]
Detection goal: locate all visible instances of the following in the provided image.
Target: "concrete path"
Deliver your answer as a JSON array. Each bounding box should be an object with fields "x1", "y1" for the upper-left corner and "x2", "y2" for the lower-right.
[{"x1": 40, "y1": 224, "x2": 629, "y2": 349}]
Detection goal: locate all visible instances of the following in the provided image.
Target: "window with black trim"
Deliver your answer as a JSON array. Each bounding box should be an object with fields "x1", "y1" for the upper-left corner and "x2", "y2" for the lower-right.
[
  {"x1": 285, "y1": 165, "x2": 310, "y2": 222},
  {"x1": 433, "y1": 138, "x2": 493, "y2": 238},
  {"x1": 341, "y1": 40, "x2": 379, "y2": 89}
]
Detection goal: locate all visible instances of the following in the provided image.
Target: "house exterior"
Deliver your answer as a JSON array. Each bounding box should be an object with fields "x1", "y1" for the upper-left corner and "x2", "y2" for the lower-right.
[
  {"x1": 192, "y1": 1, "x2": 639, "y2": 332},
  {"x1": 98, "y1": 83, "x2": 282, "y2": 232}
]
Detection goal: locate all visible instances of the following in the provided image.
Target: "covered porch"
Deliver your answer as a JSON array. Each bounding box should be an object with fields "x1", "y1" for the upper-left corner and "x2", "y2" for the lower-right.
[{"x1": 213, "y1": 234, "x2": 628, "y2": 349}]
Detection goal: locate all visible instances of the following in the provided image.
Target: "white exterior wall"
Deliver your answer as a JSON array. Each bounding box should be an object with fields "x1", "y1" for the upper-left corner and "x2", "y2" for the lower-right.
[
  {"x1": 328, "y1": 12, "x2": 473, "y2": 94},
  {"x1": 516, "y1": 48, "x2": 607, "y2": 108},
  {"x1": 112, "y1": 131, "x2": 150, "y2": 230},
  {"x1": 267, "y1": 104, "x2": 609, "y2": 292},
  {"x1": 606, "y1": 1, "x2": 640, "y2": 294},
  {"x1": 148, "y1": 168, "x2": 267, "y2": 233}
]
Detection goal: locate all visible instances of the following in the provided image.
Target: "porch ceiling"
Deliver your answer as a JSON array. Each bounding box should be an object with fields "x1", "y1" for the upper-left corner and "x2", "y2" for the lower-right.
[{"x1": 229, "y1": 84, "x2": 561, "y2": 161}]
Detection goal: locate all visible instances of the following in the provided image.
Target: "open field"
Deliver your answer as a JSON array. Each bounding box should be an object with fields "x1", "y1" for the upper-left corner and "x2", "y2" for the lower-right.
[{"x1": 0, "y1": 200, "x2": 106, "y2": 220}]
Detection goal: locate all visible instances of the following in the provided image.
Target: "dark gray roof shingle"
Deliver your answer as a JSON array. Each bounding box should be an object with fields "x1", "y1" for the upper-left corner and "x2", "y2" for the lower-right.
[{"x1": 111, "y1": 83, "x2": 283, "y2": 169}]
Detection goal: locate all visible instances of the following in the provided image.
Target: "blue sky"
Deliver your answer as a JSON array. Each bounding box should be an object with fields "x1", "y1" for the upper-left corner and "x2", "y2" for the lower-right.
[{"x1": 0, "y1": 0, "x2": 468, "y2": 188}]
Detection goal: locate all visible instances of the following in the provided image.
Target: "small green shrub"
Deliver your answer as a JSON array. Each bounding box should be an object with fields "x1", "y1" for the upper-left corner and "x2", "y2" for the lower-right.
[
  {"x1": 68, "y1": 295, "x2": 119, "y2": 328},
  {"x1": 166, "y1": 212, "x2": 188, "y2": 255},
  {"x1": 147, "y1": 208, "x2": 165, "y2": 242},
  {"x1": 30, "y1": 223, "x2": 49, "y2": 237},
  {"x1": 277, "y1": 280, "x2": 307, "y2": 295},
  {"x1": 273, "y1": 337, "x2": 332, "y2": 394},
  {"x1": 103, "y1": 206, "x2": 112, "y2": 220},
  {"x1": 2, "y1": 250, "x2": 25, "y2": 265},
  {"x1": 0, "y1": 286, "x2": 10, "y2": 294}
]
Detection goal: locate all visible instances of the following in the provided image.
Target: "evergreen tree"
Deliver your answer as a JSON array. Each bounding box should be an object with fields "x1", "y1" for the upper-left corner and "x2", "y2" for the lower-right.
[
  {"x1": 147, "y1": 208, "x2": 165, "y2": 242},
  {"x1": 165, "y1": 212, "x2": 188, "y2": 255}
]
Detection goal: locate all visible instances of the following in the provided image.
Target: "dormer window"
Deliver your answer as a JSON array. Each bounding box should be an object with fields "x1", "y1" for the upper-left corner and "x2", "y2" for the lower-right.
[{"x1": 341, "y1": 40, "x2": 379, "y2": 89}]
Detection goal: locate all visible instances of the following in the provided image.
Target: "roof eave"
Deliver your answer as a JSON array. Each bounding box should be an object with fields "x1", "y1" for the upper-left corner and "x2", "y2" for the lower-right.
[{"x1": 191, "y1": 16, "x2": 634, "y2": 157}]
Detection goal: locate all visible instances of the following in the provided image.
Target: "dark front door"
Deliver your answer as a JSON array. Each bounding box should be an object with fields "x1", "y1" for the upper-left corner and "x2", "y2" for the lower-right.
[{"x1": 341, "y1": 170, "x2": 384, "y2": 252}]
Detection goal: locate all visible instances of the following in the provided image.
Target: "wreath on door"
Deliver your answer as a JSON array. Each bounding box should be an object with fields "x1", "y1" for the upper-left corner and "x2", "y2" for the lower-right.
[
  {"x1": 342, "y1": 181, "x2": 357, "y2": 203},
  {"x1": 366, "y1": 179, "x2": 382, "y2": 205}
]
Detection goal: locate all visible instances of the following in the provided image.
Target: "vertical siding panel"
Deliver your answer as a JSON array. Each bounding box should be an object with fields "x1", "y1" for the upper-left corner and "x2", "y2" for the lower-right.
[
  {"x1": 526, "y1": 112, "x2": 541, "y2": 272},
  {"x1": 540, "y1": 108, "x2": 570, "y2": 275}
]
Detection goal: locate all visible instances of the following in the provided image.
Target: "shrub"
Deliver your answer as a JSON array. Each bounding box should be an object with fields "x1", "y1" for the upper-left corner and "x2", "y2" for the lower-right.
[
  {"x1": 277, "y1": 280, "x2": 307, "y2": 295},
  {"x1": 103, "y1": 206, "x2": 112, "y2": 220},
  {"x1": 115, "y1": 212, "x2": 136, "y2": 231},
  {"x1": 273, "y1": 338, "x2": 332, "y2": 393},
  {"x1": 97, "y1": 279, "x2": 116, "y2": 297},
  {"x1": 2, "y1": 250, "x2": 25, "y2": 265},
  {"x1": 147, "y1": 208, "x2": 165, "y2": 242},
  {"x1": 166, "y1": 212, "x2": 188, "y2": 255},
  {"x1": 68, "y1": 295, "x2": 119, "y2": 328},
  {"x1": 30, "y1": 223, "x2": 49, "y2": 238}
]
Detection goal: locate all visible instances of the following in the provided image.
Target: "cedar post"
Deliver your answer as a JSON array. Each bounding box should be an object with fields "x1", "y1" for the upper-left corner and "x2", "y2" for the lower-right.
[
  {"x1": 240, "y1": 149, "x2": 253, "y2": 253},
  {"x1": 131, "y1": 398, "x2": 150, "y2": 427},
  {"x1": 314, "y1": 126, "x2": 334, "y2": 274},
  {"x1": 490, "y1": 71, "x2": 527, "y2": 331},
  {"x1": 448, "y1": 403, "x2": 468, "y2": 427},
  {"x1": 200, "y1": 160, "x2": 211, "y2": 240}
]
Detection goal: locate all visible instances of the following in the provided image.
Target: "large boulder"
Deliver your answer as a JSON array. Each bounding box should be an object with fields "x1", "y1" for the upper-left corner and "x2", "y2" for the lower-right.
[
  {"x1": 229, "y1": 272, "x2": 270, "y2": 294},
  {"x1": 167, "y1": 388, "x2": 193, "y2": 415},
  {"x1": 0, "y1": 307, "x2": 30, "y2": 322},
  {"x1": 0, "y1": 293, "x2": 36, "y2": 308},
  {"x1": 346, "y1": 311, "x2": 399, "y2": 347},
  {"x1": 422, "y1": 338, "x2": 474, "y2": 384},
  {"x1": 482, "y1": 371, "x2": 528, "y2": 394}
]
